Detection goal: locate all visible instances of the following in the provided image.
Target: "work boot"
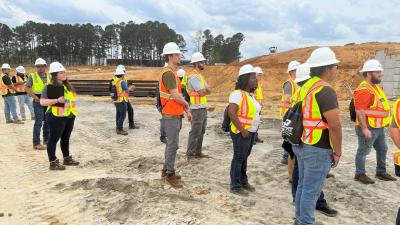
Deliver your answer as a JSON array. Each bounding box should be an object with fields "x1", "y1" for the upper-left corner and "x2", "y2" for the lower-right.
[
  {"x1": 49, "y1": 159, "x2": 66, "y2": 170},
  {"x1": 13, "y1": 120, "x2": 24, "y2": 124},
  {"x1": 242, "y1": 184, "x2": 256, "y2": 192},
  {"x1": 316, "y1": 205, "x2": 338, "y2": 217},
  {"x1": 230, "y1": 188, "x2": 249, "y2": 197},
  {"x1": 5, "y1": 120, "x2": 12, "y2": 124},
  {"x1": 255, "y1": 136, "x2": 264, "y2": 143},
  {"x1": 63, "y1": 156, "x2": 80, "y2": 166},
  {"x1": 376, "y1": 172, "x2": 397, "y2": 181},
  {"x1": 195, "y1": 152, "x2": 210, "y2": 158},
  {"x1": 116, "y1": 128, "x2": 128, "y2": 135},
  {"x1": 129, "y1": 124, "x2": 139, "y2": 129},
  {"x1": 165, "y1": 172, "x2": 183, "y2": 188},
  {"x1": 326, "y1": 173, "x2": 335, "y2": 179},
  {"x1": 22, "y1": 116, "x2": 26, "y2": 121},
  {"x1": 160, "y1": 136, "x2": 167, "y2": 144},
  {"x1": 161, "y1": 169, "x2": 181, "y2": 179},
  {"x1": 33, "y1": 144, "x2": 46, "y2": 150},
  {"x1": 354, "y1": 174, "x2": 375, "y2": 184}
]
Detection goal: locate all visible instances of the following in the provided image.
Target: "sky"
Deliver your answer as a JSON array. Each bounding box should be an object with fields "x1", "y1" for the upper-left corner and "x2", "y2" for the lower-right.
[{"x1": 1, "y1": 0, "x2": 399, "y2": 60}]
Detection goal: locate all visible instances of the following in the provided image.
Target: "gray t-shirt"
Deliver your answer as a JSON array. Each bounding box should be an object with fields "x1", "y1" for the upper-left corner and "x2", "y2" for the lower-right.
[
  {"x1": 25, "y1": 73, "x2": 48, "y2": 88},
  {"x1": 283, "y1": 81, "x2": 292, "y2": 95},
  {"x1": 188, "y1": 76, "x2": 202, "y2": 91},
  {"x1": 41, "y1": 85, "x2": 49, "y2": 99}
]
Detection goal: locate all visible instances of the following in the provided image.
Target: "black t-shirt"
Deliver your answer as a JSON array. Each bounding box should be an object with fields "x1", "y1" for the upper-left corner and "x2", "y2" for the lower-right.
[
  {"x1": 11, "y1": 75, "x2": 27, "y2": 95},
  {"x1": 2, "y1": 75, "x2": 13, "y2": 97}
]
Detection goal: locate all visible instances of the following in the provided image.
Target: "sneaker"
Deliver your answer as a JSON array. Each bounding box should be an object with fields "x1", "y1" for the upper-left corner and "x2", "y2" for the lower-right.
[
  {"x1": 354, "y1": 174, "x2": 375, "y2": 184},
  {"x1": 129, "y1": 124, "x2": 139, "y2": 129},
  {"x1": 33, "y1": 144, "x2": 46, "y2": 150},
  {"x1": 161, "y1": 169, "x2": 181, "y2": 179},
  {"x1": 376, "y1": 172, "x2": 397, "y2": 181},
  {"x1": 316, "y1": 205, "x2": 338, "y2": 217},
  {"x1": 63, "y1": 156, "x2": 80, "y2": 166},
  {"x1": 165, "y1": 173, "x2": 183, "y2": 188},
  {"x1": 49, "y1": 159, "x2": 66, "y2": 170},
  {"x1": 230, "y1": 188, "x2": 249, "y2": 197},
  {"x1": 242, "y1": 184, "x2": 256, "y2": 192},
  {"x1": 13, "y1": 120, "x2": 24, "y2": 124},
  {"x1": 116, "y1": 128, "x2": 128, "y2": 135}
]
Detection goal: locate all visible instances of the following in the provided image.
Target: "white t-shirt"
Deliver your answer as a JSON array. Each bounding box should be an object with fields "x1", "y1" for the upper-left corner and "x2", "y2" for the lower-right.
[{"x1": 229, "y1": 90, "x2": 262, "y2": 133}]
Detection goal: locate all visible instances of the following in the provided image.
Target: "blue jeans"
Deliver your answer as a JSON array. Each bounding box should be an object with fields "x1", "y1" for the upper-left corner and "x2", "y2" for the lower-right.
[
  {"x1": 355, "y1": 128, "x2": 388, "y2": 175},
  {"x1": 230, "y1": 131, "x2": 255, "y2": 191},
  {"x1": 160, "y1": 118, "x2": 166, "y2": 138},
  {"x1": 17, "y1": 94, "x2": 34, "y2": 118},
  {"x1": 294, "y1": 144, "x2": 332, "y2": 225},
  {"x1": 33, "y1": 101, "x2": 49, "y2": 145},
  {"x1": 3, "y1": 95, "x2": 19, "y2": 121},
  {"x1": 114, "y1": 102, "x2": 127, "y2": 129}
]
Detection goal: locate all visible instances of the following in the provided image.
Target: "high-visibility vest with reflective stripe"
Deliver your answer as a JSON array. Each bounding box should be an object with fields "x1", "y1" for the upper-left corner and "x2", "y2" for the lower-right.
[
  {"x1": 187, "y1": 71, "x2": 207, "y2": 107},
  {"x1": 181, "y1": 74, "x2": 188, "y2": 88},
  {"x1": 47, "y1": 85, "x2": 78, "y2": 117},
  {"x1": 255, "y1": 81, "x2": 263, "y2": 103},
  {"x1": 30, "y1": 72, "x2": 50, "y2": 94},
  {"x1": 393, "y1": 98, "x2": 400, "y2": 128},
  {"x1": 112, "y1": 76, "x2": 128, "y2": 103},
  {"x1": 300, "y1": 77, "x2": 329, "y2": 145},
  {"x1": 354, "y1": 81, "x2": 391, "y2": 128},
  {"x1": 0, "y1": 74, "x2": 10, "y2": 95},
  {"x1": 230, "y1": 90, "x2": 257, "y2": 134},
  {"x1": 15, "y1": 75, "x2": 26, "y2": 92},
  {"x1": 159, "y1": 67, "x2": 184, "y2": 116},
  {"x1": 280, "y1": 78, "x2": 298, "y2": 118}
]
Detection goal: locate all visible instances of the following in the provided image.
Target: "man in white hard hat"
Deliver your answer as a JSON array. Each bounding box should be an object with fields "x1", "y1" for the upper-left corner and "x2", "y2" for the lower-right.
[
  {"x1": 25, "y1": 58, "x2": 51, "y2": 150},
  {"x1": 280, "y1": 60, "x2": 300, "y2": 165},
  {"x1": 0, "y1": 63, "x2": 23, "y2": 124},
  {"x1": 159, "y1": 42, "x2": 192, "y2": 188},
  {"x1": 353, "y1": 59, "x2": 396, "y2": 184},
  {"x1": 186, "y1": 52, "x2": 211, "y2": 160},
  {"x1": 12, "y1": 65, "x2": 34, "y2": 121},
  {"x1": 253, "y1": 66, "x2": 264, "y2": 144}
]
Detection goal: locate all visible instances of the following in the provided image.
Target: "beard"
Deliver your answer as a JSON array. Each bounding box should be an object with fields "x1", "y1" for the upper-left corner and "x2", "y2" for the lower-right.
[{"x1": 371, "y1": 76, "x2": 381, "y2": 84}]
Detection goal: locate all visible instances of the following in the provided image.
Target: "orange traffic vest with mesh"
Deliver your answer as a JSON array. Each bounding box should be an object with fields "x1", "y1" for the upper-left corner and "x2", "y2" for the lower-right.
[
  {"x1": 15, "y1": 75, "x2": 26, "y2": 92},
  {"x1": 187, "y1": 70, "x2": 207, "y2": 108},
  {"x1": 0, "y1": 74, "x2": 10, "y2": 95},
  {"x1": 47, "y1": 85, "x2": 77, "y2": 117},
  {"x1": 112, "y1": 76, "x2": 128, "y2": 103},
  {"x1": 230, "y1": 90, "x2": 257, "y2": 134},
  {"x1": 280, "y1": 78, "x2": 298, "y2": 118},
  {"x1": 255, "y1": 81, "x2": 263, "y2": 103},
  {"x1": 159, "y1": 67, "x2": 184, "y2": 116},
  {"x1": 300, "y1": 76, "x2": 329, "y2": 145},
  {"x1": 354, "y1": 81, "x2": 391, "y2": 128}
]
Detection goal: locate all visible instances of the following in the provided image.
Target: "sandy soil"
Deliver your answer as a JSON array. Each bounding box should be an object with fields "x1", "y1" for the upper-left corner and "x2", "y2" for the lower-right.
[{"x1": 0, "y1": 95, "x2": 399, "y2": 225}]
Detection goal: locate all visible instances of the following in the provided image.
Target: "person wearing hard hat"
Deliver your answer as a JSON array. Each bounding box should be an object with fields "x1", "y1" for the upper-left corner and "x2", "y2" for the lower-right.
[
  {"x1": 159, "y1": 42, "x2": 192, "y2": 188},
  {"x1": 186, "y1": 52, "x2": 211, "y2": 160},
  {"x1": 25, "y1": 58, "x2": 51, "y2": 150},
  {"x1": 12, "y1": 66, "x2": 34, "y2": 121},
  {"x1": 292, "y1": 47, "x2": 342, "y2": 225},
  {"x1": 40, "y1": 62, "x2": 79, "y2": 170},
  {"x1": 290, "y1": 63, "x2": 338, "y2": 218},
  {"x1": 253, "y1": 66, "x2": 264, "y2": 144},
  {"x1": 353, "y1": 59, "x2": 397, "y2": 184},
  {"x1": 280, "y1": 60, "x2": 300, "y2": 165},
  {"x1": 0, "y1": 63, "x2": 23, "y2": 124},
  {"x1": 228, "y1": 64, "x2": 261, "y2": 196}
]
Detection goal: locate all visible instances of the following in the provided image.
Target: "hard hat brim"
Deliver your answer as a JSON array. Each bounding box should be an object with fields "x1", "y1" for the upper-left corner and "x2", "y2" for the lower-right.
[
  {"x1": 161, "y1": 50, "x2": 182, "y2": 56},
  {"x1": 294, "y1": 75, "x2": 311, "y2": 83},
  {"x1": 308, "y1": 59, "x2": 340, "y2": 68}
]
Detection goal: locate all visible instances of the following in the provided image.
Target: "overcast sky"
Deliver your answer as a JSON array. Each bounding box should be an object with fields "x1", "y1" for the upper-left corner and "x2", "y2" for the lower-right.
[{"x1": 1, "y1": 0, "x2": 399, "y2": 60}]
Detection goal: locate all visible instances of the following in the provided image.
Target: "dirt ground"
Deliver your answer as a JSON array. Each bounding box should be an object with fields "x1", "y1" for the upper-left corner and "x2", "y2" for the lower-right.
[{"x1": 0, "y1": 95, "x2": 399, "y2": 225}]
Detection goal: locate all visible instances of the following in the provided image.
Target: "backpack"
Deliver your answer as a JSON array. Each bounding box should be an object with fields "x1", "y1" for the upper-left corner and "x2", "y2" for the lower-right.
[
  {"x1": 281, "y1": 101, "x2": 304, "y2": 144},
  {"x1": 349, "y1": 98, "x2": 356, "y2": 122},
  {"x1": 221, "y1": 105, "x2": 231, "y2": 132},
  {"x1": 109, "y1": 79, "x2": 118, "y2": 101}
]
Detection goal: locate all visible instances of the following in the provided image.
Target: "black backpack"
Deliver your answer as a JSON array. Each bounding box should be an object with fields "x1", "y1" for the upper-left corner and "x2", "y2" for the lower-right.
[
  {"x1": 349, "y1": 98, "x2": 356, "y2": 122},
  {"x1": 221, "y1": 106, "x2": 231, "y2": 132}
]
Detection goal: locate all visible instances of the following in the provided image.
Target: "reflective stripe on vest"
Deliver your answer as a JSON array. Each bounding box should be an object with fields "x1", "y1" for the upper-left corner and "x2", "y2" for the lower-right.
[
  {"x1": 255, "y1": 81, "x2": 263, "y2": 103},
  {"x1": 280, "y1": 78, "x2": 298, "y2": 118},
  {"x1": 187, "y1": 71, "x2": 207, "y2": 108},
  {"x1": 15, "y1": 75, "x2": 25, "y2": 92},
  {"x1": 0, "y1": 74, "x2": 9, "y2": 95},
  {"x1": 230, "y1": 90, "x2": 256, "y2": 134},
  {"x1": 48, "y1": 85, "x2": 78, "y2": 117},
  {"x1": 159, "y1": 67, "x2": 184, "y2": 116},
  {"x1": 354, "y1": 81, "x2": 391, "y2": 128},
  {"x1": 31, "y1": 72, "x2": 50, "y2": 94},
  {"x1": 112, "y1": 76, "x2": 128, "y2": 103},
  {"x1": 300, "y1": 77, "x2": 329, "y2": 145}
]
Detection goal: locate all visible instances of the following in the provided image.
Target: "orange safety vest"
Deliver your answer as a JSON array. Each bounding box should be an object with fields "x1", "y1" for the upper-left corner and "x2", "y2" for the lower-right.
[
  {"x1": 354, "y1": 81, "x2": 391, "y2": 128},
  {"x1": 15, "y1": 75, "x2": 26, "y2": 92},
  {"x1": 159, "y1": 67, "x2": 184, "y2": 116},
  {"x1": 230, "y1": 90, "x2": 257, "y2": 134},
  {"x1": 280, "y1": 78, "x2": 298, "y2": 118},
  {"x1": 0, "y1": 74, "x2": 9, "y2": 95},
  {"x1": 300, "y1": 76, "x2": 329, "y2": 145}
]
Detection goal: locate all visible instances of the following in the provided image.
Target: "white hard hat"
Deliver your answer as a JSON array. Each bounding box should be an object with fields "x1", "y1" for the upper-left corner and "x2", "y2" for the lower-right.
[
  {"x1": 177, "y1": 69, "x2": 185, "y2": 78},
  {"x1": 294, "y1": 63, "x2": 311, "y2": 83},
  {"x1": 238, "y1": 64, "x2": 256, "y2": 78},
  {"x1": 1, "y1": 63, "x2": 11, "y2": 69},
  {"x1": 34, "y1": 58, "x2": 47, "y2": 66},
  {"x1": 190, "y1": 52, "x2": 206, "y2": 63},
  {"x1": 162, "y1": 42, "x2": 182, "y2": 55},
  {"x1": 254, "y1": 66, "x2": 263, "y2": 74},
  {"x1": 16, "y1": 65, "x2": 26, "y2": 74},
  {"x1": 287, "y1": 61, "x2": 300, "y2": 72},
  {"x1": 48, "y1": 62, "x2": 65, "y2": 73},
  {"x1": 307, "y1": 47, "x2": 339, "y2": 68},
  {"x1": 114, "y1": 67, "x2": 125, "y2": 76},
  {"x1": 359, "y1": 59, "x2": 383, "y2": 73},
  {"x1": 117, "y1": 65, "x2": 125, "y2": 71}
]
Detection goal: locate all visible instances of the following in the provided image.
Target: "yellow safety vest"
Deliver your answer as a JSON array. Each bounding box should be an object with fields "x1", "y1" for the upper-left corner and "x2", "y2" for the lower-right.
[
  {"x1": 280, "y1": 78, "x2": 298, "y2": 118},
  {"x1": 15, "y1": 75, "x2": 26, "y2": 92},
  {"x1": 187, "y1": 71, "x2": 207, "y2": 107},
  {"x1": 31, "y1": 72, "x2": 51, "y2": 94},
  {"x1": 393, "y1": 98, "x2": 400, "y2": 166},
  {"x1": 181, "y1": 74, "x2": 188, "y2": 88},
  {"x1": 0, "y1": 74, "x2": 12, "y2": 95},
  {"x1": 112, "y1": 76, "x2": 128, "y2": 103},
  {"x1": 255, "y1": 81, "x2": 263, "y2": 103},
  {"x1": 47, "y1": 85, "x2": 78, "y2": 117},
  {"x1": 230, "y1": 90, "x2": 256, "y2": 134},
  {"x1": 300, "y1": 76, "x2": 329, "y2": 145},
  {"x1": 354, "y1": 81, "x2": 391, "y2": 128}
]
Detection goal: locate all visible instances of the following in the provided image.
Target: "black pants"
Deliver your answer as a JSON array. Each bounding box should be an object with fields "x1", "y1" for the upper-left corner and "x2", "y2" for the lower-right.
[
  {"x1": 46, "y1": 113, "x2": 75, "y2": 162},
  {"x1": 397, "y1": 208, "x2": 400, "y2": 225},
  {"x1": 127, "y1": 101, "x2": 134, "y2": 126}
]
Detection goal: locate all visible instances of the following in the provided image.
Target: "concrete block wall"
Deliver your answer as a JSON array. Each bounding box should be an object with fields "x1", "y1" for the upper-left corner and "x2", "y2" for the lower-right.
[{"x1": 376, "y1": 49, "x2": 400, "y2": 99}]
